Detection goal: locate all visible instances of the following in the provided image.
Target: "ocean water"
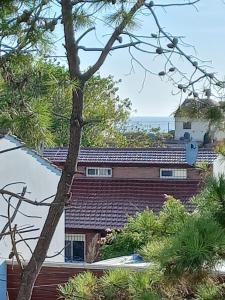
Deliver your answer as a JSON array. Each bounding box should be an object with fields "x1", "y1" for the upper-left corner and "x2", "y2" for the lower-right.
[{"x1": 125, "y1": 116, "x2": 175, "y2": 133}]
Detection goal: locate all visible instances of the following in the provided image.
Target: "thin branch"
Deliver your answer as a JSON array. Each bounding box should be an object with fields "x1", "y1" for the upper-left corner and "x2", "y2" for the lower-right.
[
  {"x1": 153, "y1": 0, "x2": 200, "y2": 8},
  {"x1": 82, "y1": 0, "x2": 145, "y2": 81},
  {"x1": 78, "y1": 41, "x2": 141, "y2": 52},
  {"x1": 7, "y1": 197, "x2": 23, "y2": 270},
  {"x1": 146, "y1": 4, "x2": 217, "y2": 85},
  {"x1": 76, "y1": 27, "x2": 95, "y2": 44},
  {"x1": 0, "y1": 186, "x2": 26, "y2": 241},
  {"x1": 0, "y1": 189, "x2": 51, "y2": 207}
]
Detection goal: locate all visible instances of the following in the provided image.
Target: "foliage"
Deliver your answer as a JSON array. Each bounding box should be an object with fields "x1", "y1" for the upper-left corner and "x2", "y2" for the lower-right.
[
  {"x1": 80, "y1": 75, "x2": 132, "y2": 147},
  {"x1": 0, "y1": 56, "x2": 61, "y2": 148},
  {"x1": 128, "y1": 271, "x2": 162, "y2": 300},
  {"x1": 122, "y1": 128, "x2": 173, "y2": 148},
  {"x1": 0, "y1": 59, "x2": 132, "y2": 148},
  {"x1": 100, "y1": 268, "x2": 130, "y2": 299},
  {"x1": 215, "y1": 142, "x2": 225, "y2": 157},
  {"x1": 0, "y1": 0, "x2": 51, "y2": 56},
  {"x1": 58, "y1": 271, "x2": 98, "y2": 300},
  {"x1": 101, "y1": 197, "x2": 189, "y2": 259},
  {"x1": 157, "y1": 216, "x2": 225, "y2": 276},
  {"x1": 195, "y1": 280, "x2": 225, "y2": 300},
  {"x1": 59, "y1": 267, "x2": 165, "y2": 300},
  {"x1": 192, "y1": 176, "x2": 225, "y2": 228}
]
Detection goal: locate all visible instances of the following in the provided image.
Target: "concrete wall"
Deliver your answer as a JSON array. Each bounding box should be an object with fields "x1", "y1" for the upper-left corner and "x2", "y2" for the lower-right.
[
  {"x1": 175, "y1": 117, "x2": 225, "y2": 142},
  {"x1": 213, "y1": 155, "x2": 225, "y2": 177},
  {"x1": 0, "y1": 136, "x2": 65, "y2": 262},
  {"x1": 175, "y1": 117, "x2": 209, "y2": 142}
]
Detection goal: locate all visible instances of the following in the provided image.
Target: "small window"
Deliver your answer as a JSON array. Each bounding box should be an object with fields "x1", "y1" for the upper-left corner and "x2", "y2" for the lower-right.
[
  {"x1": 183, "y1": 122, "x2": 191, "y2": 129},
  {"x1": 86, "y1": 167, "x2": 112, "y2": 177},
  {"x1": 161, "y1": 170, "x2": 173, "y2": 177},
  {"x1": 160, "y1": 169, "x2": 187, "y2": 179},
  {"x1": 65, "y1": 234, "x2": 85, "y2": 262}
]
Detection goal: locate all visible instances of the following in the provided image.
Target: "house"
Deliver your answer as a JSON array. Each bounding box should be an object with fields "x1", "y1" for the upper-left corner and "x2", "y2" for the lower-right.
[
  {"x1": 174, "y1": 98, "x2": 225, "y2": 143},
  {"x1": 0, "y1": 134, "x2": 65, "y2": 262},
  {"x1": 43, "y1": 147, "x2": 217, "y2": 263}
]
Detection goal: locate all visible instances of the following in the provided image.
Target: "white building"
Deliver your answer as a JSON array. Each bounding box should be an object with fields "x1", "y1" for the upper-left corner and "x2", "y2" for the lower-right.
[
  {"x1": 0, "y1": 134, "x2": 64, "y2": 262},
  {"x1": 174, "y1": 98, "x2": 225, "y2": 143}
]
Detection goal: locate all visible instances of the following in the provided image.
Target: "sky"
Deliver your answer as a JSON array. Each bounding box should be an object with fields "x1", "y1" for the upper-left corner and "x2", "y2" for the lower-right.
[{"x1": 55, "y1": 0, "x2": 225, "y2": 117}]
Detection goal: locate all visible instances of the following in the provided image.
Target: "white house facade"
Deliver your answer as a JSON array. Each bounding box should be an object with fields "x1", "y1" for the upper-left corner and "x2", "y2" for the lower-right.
[
  {"x1": 213, "y1": 155, "x2": 225, "y2": 178},
  {"x1": 0, "y1": 134, "x2": 64, "y2": 262},
  {"x1": 175, "y1": 117, "x2": 209, "y2": 142},
  {"x1": 174, "y1": 98, "x2": 225, "y2": 144},
  {"x1": 175, "y1": 116, "x2": 225, "y2": 143}
]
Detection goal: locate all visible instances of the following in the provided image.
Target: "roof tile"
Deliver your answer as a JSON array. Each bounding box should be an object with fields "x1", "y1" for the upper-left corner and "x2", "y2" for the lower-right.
[
  {"x1": 43, "y1": 147, "x2": 217, "y2": 165},
  {"x1": 66, "y1": 178, "x2": 200, "y2": 230}
]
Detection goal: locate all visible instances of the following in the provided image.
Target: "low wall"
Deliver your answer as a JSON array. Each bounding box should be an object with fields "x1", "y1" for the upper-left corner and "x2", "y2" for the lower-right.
[{"x1": 7, "y1": 260, "x2": 145, "y2": 300}]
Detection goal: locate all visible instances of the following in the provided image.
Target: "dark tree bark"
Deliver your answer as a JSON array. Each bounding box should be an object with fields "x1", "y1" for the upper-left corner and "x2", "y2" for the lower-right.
[{"x1": 16, "y1": 1, "x2": 84, "y2": 299}]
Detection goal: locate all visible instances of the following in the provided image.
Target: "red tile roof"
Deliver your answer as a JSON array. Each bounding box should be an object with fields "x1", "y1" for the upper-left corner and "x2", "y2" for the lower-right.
[
  {"x1": 43, "y1": 148, "x2": 216, "y2": 165},
  {"x1": 66, "y1": 178, "x2": 200, "y2": 230}
]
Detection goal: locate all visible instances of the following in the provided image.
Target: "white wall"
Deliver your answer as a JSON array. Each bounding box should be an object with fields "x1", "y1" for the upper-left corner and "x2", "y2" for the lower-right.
[
  {"x1": 175, "y1": 117, "x2": 209, "y2": 141},
  {"x1": 175, "y1": 117, "x2": 225, "y2": 142},
  {"x1": 213, "y1": 155, "x2": 225, "y2": 178},
  {"x1": 0, "y1": 136, "x2": 64, "y2": 262}
]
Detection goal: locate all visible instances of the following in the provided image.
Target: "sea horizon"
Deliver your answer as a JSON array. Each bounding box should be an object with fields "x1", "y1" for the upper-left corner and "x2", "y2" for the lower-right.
[{"x1": 125, "y1": 116, "x2": 175, "y2": 132}]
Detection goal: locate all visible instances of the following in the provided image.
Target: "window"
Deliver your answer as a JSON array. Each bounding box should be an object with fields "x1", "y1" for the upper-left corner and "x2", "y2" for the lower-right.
[
  {"x1": 183, "y1": 121, "x2": 191, "y2": 129},
  {"x1": 86, "y1": 167, "x2": 112, "y2": 177},
  {"x1": 160, "y1": 169, "x2": 187, "y2": 179},
  {"x1": 65, "y1": 234, "x2": 85, "y2": 262}
]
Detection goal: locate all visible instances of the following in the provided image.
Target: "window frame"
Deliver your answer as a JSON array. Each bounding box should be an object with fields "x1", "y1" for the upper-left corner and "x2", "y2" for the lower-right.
[
  {"x1": 160, "y1": 168, "x2": 187, "y2": 179},
  {"x1": 65, "y1": 234, "x2": 86, "y2": 262},
  {"x1": 86, "y1": 167, "x2": 112, "y2": 177},
  {"x1": 183, "y1": 121, "x2": 192, "y2": 130}
]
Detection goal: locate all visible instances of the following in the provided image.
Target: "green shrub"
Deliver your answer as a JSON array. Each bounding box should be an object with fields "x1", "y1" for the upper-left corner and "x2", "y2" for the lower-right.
[
  {"x1": 100, "y1": 268, "x2": 130, "y2": 299},
  {"x1": 58, "y1": 271, "x2": 99, "y2": 300},
  {"x1": 195, "y1": 281, "x2": 224, "y2": 300},
  {"x1": 159, "y1": 216, "x2": 225, "y2": 276}
]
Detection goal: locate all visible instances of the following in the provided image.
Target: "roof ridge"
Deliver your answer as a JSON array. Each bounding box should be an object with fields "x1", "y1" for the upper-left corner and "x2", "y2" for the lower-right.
[{"x1": 44, "y1": 147, "x2": 216, "y2": 152}]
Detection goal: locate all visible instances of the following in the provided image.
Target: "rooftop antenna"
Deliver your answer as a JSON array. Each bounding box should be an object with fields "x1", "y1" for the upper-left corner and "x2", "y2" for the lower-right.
[{"x1": 185, "y1": 141, "x2": 198, "y2": 166}]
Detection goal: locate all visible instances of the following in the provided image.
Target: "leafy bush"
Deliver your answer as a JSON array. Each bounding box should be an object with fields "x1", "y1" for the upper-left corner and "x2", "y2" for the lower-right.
[
  {"x1": 195, "y1": 280, "x2": 224, "y2": 300},
  {"x1": 193, "y1": 176, "x2": 225, "y2": 228},
  {"x1": 100, "y1": 268, "x2": 130, "y2": 299},
  {"x1": 128, "y1": 269, "x2": 162, "y2": 300},
  {"x1": 58, "y1": 271, "x2": 98, "y2": 300},
  {"x1": 159, "y1": 216, "x2": 225, "y2": 276}
]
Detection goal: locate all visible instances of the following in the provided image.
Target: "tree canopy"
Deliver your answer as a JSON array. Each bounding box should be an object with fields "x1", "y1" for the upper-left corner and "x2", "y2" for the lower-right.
[{"x1": 0, "y1": 58, "x2": 132, "y2": 148}]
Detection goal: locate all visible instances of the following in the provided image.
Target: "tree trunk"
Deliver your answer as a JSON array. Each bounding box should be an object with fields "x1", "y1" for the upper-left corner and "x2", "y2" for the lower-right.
[
  {"x1": 16, "y1": 1, "x2": 84, "y2": 299},
  {"x1": 16, "y1": 87, "x2": 84, "y2": 300}
]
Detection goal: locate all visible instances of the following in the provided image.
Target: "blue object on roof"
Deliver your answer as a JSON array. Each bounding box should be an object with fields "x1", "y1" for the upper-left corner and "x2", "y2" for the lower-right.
[
  {"x1": 185, "y1": 141, "x2": 198, "y2": 165},
  {"x1": 0, "y1": 260, "x2": 7, "y2": 300}
]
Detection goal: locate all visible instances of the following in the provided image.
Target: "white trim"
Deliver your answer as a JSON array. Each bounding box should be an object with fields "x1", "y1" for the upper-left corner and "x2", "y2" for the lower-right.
[
  {"x1": 5, "y1": 259, "x2": 150, "y2": 270},
  {"x1": 160, "y1": 168, "x2": 187, "y2": 179},
  {"x1": 86, "y1": 167, "x2": 112, "y2": 177}
]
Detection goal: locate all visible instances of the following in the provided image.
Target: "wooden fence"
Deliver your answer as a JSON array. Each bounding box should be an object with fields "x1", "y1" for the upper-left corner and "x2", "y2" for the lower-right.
[{"x1": 7, "y1": 260, "x2": 145, "y2": 300}]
